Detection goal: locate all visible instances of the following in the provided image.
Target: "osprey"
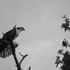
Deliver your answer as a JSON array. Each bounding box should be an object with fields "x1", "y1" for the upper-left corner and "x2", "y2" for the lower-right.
[
  {"x1": 0, "y1": 25, "x2": 25, "y2": 58},
  {"x1": 2, "y1": 25, "x2": 25, "y2": 42}
]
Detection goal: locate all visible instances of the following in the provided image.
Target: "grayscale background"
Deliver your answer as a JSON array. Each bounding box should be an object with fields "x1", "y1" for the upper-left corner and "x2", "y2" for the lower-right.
[{"x1": 0, "y1": 0, "x2": 70, "y2": 70}]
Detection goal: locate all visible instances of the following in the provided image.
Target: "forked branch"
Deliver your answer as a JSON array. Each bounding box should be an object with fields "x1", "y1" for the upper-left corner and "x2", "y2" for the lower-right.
[{"x1": 19, "y1": 52, "x2": 28, "y2": 65}]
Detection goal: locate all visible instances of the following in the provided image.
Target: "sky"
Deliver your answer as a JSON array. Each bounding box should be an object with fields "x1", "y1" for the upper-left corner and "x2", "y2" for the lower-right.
[{"x1": 0, "y1": 0, "x2": 70, "y2": 70}]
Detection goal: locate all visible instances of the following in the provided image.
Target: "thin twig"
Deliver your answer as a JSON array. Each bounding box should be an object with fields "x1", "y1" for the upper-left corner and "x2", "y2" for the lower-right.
[
  {"x1": 19, "y1": 52, "x2": 28, "y2": 65},
  {"x1": 28, "y1": 66, "x2": 31, "y2": 70}
]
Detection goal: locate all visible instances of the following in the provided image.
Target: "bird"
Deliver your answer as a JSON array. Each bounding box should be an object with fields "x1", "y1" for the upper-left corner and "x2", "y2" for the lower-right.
[
  {"x1": 0, "y1": 25, "x2": 25, "y2": 58},
  {"x1": 2, "y1": 25, "x2": 25, "y2": 42}
]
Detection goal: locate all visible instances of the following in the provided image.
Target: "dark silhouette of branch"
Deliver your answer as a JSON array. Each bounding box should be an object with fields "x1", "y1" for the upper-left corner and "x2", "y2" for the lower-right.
[
  {"x1": 10, "y1": 41, "x2": 22, "y2": 70},
  {"x1": 19, "y1": 52, "x2": 28, "y2": 65},
  {"x1": 28, "y1": 66, "x2": 31, "y2": 70},
  {"x1": 11, "y1": 42, "x2": 29, "y2": 70}
]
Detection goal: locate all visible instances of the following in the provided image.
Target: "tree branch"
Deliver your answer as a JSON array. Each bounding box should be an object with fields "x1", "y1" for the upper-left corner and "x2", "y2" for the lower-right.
[
  {"x1": 28, "y1": 66, "x2": 31, "y2": 70},
  {"x1": 11, "y1": 42, "x2": 22, "y2": 70},
  {"x1": 19, "y1": 52, "x2": 28, "y2": 65}
]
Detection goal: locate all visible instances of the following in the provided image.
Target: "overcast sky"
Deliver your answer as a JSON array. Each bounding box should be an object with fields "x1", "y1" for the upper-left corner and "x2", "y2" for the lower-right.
[{"x1": 0, "y1": 0, "x2": 70, "y2": 70}]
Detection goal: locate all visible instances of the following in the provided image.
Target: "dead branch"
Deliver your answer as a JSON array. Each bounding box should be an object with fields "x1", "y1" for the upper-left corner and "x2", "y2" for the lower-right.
[
  {"x1": 19, "y1": 52, "x2": 28, "y2": 65},
  {"x1": 11, "y1": 42, "x2": 22, "y2": 70},
  {"x1": 28, "y1": 66, "x2": 31, "y2": 70}
]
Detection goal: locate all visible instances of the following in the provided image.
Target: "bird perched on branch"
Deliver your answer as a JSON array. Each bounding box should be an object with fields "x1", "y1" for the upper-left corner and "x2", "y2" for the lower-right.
[{"x1": 0, "y1": 25, "x2": 25, "y2": 58}]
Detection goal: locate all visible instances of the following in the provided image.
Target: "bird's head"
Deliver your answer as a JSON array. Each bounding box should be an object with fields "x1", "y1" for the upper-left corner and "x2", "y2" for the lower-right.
[
  {"x1": 16, "y1": 27, "x2": 25, "y2": 31},
  {"x1": 12, "y1": 25, "x2": 25, "y2": 38},
  {"x1": 13, "y1": 25, "x2": 25, "y2": 31}
]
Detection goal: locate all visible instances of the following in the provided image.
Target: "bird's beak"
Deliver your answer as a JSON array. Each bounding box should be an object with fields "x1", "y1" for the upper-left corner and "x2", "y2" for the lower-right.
[{"x1": 16, "y1": 27, "x2": 25, "y2": 31}]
